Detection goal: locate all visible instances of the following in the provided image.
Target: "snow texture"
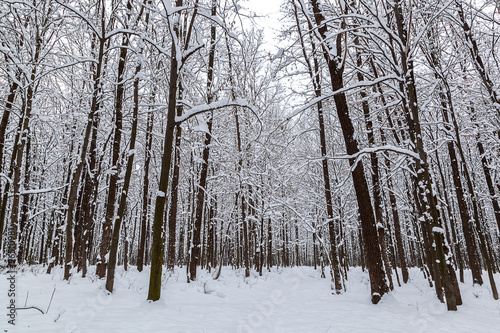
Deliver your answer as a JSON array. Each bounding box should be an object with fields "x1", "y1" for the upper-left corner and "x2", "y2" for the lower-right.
[{"x1": 2, "y1": 266, "x2": 499, "y2": 332}]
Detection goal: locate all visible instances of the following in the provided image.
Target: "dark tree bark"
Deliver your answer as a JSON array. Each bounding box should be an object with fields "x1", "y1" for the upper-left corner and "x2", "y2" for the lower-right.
[
  {"x1": 305, "y1": 0, "x2": 388, "y2": 303},
  {"x1": 64, "y1": 0, "x2": 107, "y2": 280},
  {"x1": 392, "y1": 0, "x2": 456, "y2": 309},
  {"x1": 0, "y1": 76, "x2": 19, "y2": 250},
  {"x1": 456, "y1": 1, "x2": 500, "y2": 119},
  {"x1": 137, "y1": 103, "x2": 154, "y2": 272},
  {"x1": 293, "y1": 1, "x2": 342, "y2": 292},
  {"x1": 106, "y1": 5, "x2": 145, "y2": 290},
  {"x1": 148, "y1": 0, "x2": 185, "y2": 301},
  {"x1": 96, "y1": 21, "x2": 131, "y2": 278},
  {"x1": 189, "y1": 0, "x2": 216, "y2": 280}
]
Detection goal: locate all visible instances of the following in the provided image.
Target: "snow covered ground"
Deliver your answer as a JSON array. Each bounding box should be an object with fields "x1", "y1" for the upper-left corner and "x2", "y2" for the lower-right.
[{"x1": 2, "y1": 265, "x2": 500, "y2": 332}]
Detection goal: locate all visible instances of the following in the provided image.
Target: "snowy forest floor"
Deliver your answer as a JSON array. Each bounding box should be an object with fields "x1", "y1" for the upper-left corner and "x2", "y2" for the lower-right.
[{"x1": 2, "y1": 265, "x2": 500, "y2": 333}]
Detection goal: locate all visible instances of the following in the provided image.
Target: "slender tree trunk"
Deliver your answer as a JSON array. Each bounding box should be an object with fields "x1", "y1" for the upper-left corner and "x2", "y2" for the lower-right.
[
  {"x1": 137, "y1": 104, "x2": 154, "y2": 272},
  {"x1": 97, "y1": 23, "x2": 131, "y2": 278},
  {"x1": 189, "y1": 0, "x2": 217, "y2": 280},
  {"x1": 392, "y1": 0, "x2": 456, "y2": 309},
  {"x1": 64, "y1": 4, "x2": 107, "y2": 280},
  {"x1": 306, "y1": 0, "x2": 388, "y2": 303},
  {"x1": 456, "y1": 1, "x2": 500, "y2": 120},
  {"x1": 293, "y1": 1, "x2": 342, "y2": 292},
  {"x1": 10, "y1": 55, "x2": 39, "y2": 270},
  {"x1": 0, "y1": 77, "x2": 19, "y2": 252},
  {"x1": 148, "y1": 0, "x2": 184, "y2": 301},
  {"x1": 106, "y1": 22, "x2": 143, "y2": 291},
  {"x1": 166, "y1": 83, "x2": 183, "y2": 271}
]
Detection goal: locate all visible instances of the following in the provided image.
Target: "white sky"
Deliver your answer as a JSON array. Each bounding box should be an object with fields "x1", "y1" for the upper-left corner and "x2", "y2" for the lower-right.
[{"x1": 242, "y1": 0, "x2": 284, "y2": 51}]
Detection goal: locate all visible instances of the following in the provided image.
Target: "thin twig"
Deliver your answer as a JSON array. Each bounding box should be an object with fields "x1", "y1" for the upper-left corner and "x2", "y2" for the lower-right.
[
  {"x1": 16, "y1": 306, "x2": 44, "y2": 314},
  {"x1": 46, "y1": 287, "x2": 56, "y2": 314}
]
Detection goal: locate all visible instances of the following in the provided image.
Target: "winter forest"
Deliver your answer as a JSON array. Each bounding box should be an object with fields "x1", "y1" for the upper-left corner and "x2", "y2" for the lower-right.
[{"x1": 1, "y1": 0, "x2": 500, "y2": 332}]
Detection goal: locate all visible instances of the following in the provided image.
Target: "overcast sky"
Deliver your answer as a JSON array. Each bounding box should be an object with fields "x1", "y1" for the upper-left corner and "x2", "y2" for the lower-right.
[{"x1": 242, "y1": 0, "x2": 284, "y2": 51}]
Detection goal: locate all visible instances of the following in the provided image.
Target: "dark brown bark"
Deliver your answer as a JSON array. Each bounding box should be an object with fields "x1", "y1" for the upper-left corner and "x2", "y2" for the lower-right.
[
  {"x1": 64, "y1": 2, "x2": 107, "y2": 280},
  {"x1": 10, "y1": 48, "x2": 39, "y2": 269},
  {"x1": 354, "y1": 33, "x2": 393, "y2": 291},
  {"x1": 166, "y1": 85, "x2": 183, "y2": 271},
  {"x1": 392, "y1": 0, "x2": 456, "y2": 309},
  {"x1": 17, "y1": 135, "x2": 32, "y2": 265},
  {"x1": 476, "y1": 139, "x2": 500, "y2": 236},
  {"x1": 189, "y1": 0, "x2": 216, "y2": 280},
  {"x1": 456, "y1": 1, "x2": 500, "y2": 119},
  {"x1": 267, "y1": 218, "x2": 273, "y2": 270},
  {"x1": 293, "y1": 0, "x2": 342, "y2": 292},
  {"x1": 148, "y1": 0, "x2": 185, "y2": 301},
  {"x1": 106, "y1": 21, "x2": 143, "y2": 291},
  {"x1": 97, "y1": 27, "x2": 130, "y2": 279},
  {"x1": 307, "y1": 0, "x2": 388, "y2": 303},
  {"x1": 137, "y1": 106, "x2": 154, "y2": 272}
]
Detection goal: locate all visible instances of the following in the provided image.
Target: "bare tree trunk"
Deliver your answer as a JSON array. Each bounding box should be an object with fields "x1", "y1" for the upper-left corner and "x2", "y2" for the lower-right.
[
  {"x1": 17, "y1": 135, "x2": 32, "y2": 265},
  {"x1": 0, "y1": 77, "x2": 19, "y2": 252},
  {"x1": 392, "y1": 0, "x2": 456, "y2": 309},
  {"x1": 97, "y1": 21, "x2": 131, "y2": 278},
  {"x1": 10, "y1": 45, "x2": 40, "y2": 269},
  {"x1": 148, "y1": 0, "x2": 184, "y2": 301},
  {"x1": 306, "y1": 0, "x2": 388, "y2": 303},
  {"x1": 106, "y1": 14, "x2": 144, "y2": 290},
  {"x1": 189, "y1": 0, "x2": 216, "y2": 280},
  {"x1": 166, "y1": 83, "x2": 183, "y2": 271},
  {"x1": 293, "y1": 1, "x2": 342, "y2": 292},
  {"x1": 456, "y1": 1, "x2": 500, "y2": 119},
  {"x1": 137, "y1": 103, "x2": 154, "y2": 272},
  {"x1": 64, "y1": 1, "x2": 107, "y2": 280}
]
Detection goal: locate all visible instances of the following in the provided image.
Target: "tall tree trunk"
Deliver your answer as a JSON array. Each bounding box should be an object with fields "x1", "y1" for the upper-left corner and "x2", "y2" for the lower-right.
[
  {"x1": 476, "y1": 139, "x2": 500, "y2": 237},
  {"x1": 137, "y1": 102, "x2": 154, "y2": 272},
  {"x1": 189, "y1": 0, "x2": 216, "y2": 280},
  {"x1": 148, "y1": 0, "x2": 184, "y2": 301},
  {"x1": 293, "y1": 1, "x2": 342, "y2": 292},
  {"x1": 96, "y1": 24, "x2": 131, "y2": 278},
  {"x1": 17, "y1": 135, "x2": 32, "y2": 265},
  {"x1": 392, "y1": 0, "x2": 456, "y2": 309},
  {"x1": 0, "y1": 77, "x2": 19, "y2": 252},
  {"x1": 166, "y1": 83, "x2": 183, "y2": 271},
  {"x1": 456, "y1": 1, "x2": 500, "y2": 119},
  {"x1": 9, "y1": 41, "x2": 40, "y2": 269},
  {"x1": 354, "y1": 33, "x2": 393, "y2": 291},
  {"x1": 64, "y1": 3, "x2": 107, "y2": 280},
  {"x1": 306, "y1": 0, "x2": 388, "y2": 303},
  {"x1": 106, "y1": 21, "x2": 144, "y2": 291}
]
